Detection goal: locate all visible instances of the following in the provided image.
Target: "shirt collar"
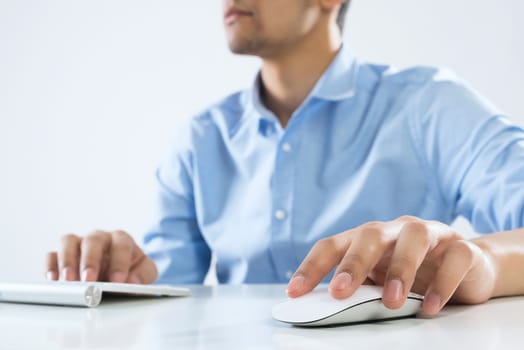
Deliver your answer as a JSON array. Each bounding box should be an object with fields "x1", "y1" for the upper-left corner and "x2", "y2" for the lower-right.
[
  {"x1": 238, "y1": 45, "x2": 358, "y2": 136},
  {"x1": 239, "y1": 74, "x2": 280, "y2": 137},
  {"x1": 310, "y1": 45, "x2": 358, "y2": 101}
]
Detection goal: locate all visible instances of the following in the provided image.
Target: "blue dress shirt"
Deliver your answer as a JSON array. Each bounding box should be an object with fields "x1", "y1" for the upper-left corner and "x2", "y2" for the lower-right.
[{"x1": 143, "y1": 46, "x2": 524, "y2": 285}]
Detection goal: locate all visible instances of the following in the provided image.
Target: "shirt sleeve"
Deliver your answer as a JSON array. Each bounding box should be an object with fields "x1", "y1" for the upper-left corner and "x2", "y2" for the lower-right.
[
  {"x1": 412, "y1": 70, "x2": 524, "y2": 233},
  {"x1": 142, "y1": 120, "x2": 211, "y2": 284}
]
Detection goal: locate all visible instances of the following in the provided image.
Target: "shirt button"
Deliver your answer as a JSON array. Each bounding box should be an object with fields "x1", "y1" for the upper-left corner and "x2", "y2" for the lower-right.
[
  {"x1": 282, "y1": 143, "x2": 292, "y2": 153},
  {"x1": 285, "y1": 270, "x2": 293, "y2": 279},
  {"x1": 275, "y1": 210, "x2": 286, "y2": 221}
]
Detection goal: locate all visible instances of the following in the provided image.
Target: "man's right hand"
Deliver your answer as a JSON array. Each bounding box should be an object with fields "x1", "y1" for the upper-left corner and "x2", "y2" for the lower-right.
[{"x1": 46, "y1": 230, "x2": 158, "y2": 283}]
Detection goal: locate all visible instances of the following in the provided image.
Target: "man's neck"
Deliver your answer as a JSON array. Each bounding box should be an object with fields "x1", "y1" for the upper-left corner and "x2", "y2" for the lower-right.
[{"x1": 260, "y1": 27, "x2": 342, "y2": 128}]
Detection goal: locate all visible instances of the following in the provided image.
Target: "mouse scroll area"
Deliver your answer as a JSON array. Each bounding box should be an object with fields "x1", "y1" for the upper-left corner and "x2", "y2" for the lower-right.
[{"x1": 272, "y1": 285, "x2": 423, "y2": 327}]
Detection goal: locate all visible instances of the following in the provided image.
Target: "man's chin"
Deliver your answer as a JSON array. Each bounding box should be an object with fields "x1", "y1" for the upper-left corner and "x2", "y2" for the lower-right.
[
  {"x1": 227, "y1": 42, "x2": 258, "y2": 56},
  {"x1": 225, "y1": 32, "x2": 265, "y2": 56},
  {"x1": 228, "y1": 46, "x2": 256, "y2": 56}
]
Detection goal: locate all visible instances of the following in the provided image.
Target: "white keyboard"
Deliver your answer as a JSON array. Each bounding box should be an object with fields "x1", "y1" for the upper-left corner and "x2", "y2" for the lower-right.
[{"x1": 0, "y1": 281, "x2": 190, "y2": 307}]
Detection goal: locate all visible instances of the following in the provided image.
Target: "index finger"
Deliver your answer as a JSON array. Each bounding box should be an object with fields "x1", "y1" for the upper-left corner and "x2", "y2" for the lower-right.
[
  {"x1": 287, "y1": 233, "x2": 351, "y2": 298},
  {"x1": 106, "y1": 230, "x2": 136, "y2": 283}
]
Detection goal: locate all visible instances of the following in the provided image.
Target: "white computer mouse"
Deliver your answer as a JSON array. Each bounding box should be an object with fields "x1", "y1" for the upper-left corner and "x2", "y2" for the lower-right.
[{"x1": 272, "y1": 285, "x2": 423, "y2": 327}]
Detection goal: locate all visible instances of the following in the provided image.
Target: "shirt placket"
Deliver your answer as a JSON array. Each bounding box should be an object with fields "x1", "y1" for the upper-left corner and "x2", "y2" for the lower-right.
[{"x1": 269, "y1": 127, "x2": 299, "y2": 282}]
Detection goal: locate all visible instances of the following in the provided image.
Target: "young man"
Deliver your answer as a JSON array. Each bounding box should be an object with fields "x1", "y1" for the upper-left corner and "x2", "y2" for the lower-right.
[{"x1": 46, "y1": 0, "x2": 524, "y2": 316}]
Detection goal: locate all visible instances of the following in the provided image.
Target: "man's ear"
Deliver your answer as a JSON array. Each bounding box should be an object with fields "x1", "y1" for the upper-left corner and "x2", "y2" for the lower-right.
[{"x1": 319, "y1": 0, "x2": 346, "y2": 11}]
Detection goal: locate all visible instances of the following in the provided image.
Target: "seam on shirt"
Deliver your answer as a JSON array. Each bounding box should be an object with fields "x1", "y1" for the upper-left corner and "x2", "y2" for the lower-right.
[{"x1": 407, "y1": 84, "x2": 452, "y2": 216}]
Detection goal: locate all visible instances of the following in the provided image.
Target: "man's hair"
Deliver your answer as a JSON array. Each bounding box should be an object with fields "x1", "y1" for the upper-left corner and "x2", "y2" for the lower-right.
[{"x1": 337, "y1": 0, "x2": 351, "y2": 33}]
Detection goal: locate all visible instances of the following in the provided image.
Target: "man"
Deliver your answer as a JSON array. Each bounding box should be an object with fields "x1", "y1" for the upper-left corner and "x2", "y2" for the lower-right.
[{"x1": 46, "y1": 0, "x2": 524, "y2": 316}]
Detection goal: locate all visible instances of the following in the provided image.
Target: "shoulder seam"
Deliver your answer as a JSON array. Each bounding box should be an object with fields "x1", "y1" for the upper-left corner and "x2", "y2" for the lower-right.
[{"x1": 407, "y1": 82, "x2": 454, "y2": 214}]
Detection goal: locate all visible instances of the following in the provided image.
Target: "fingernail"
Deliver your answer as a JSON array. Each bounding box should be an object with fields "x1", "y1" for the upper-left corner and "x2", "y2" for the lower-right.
[
  {"x1": 286, "y1": 275, "x2": 305, "y2": 295},
  {"x1": 425, "y1": 292, "x2": 441, "y2": 314},
  {"x1": 82, "y1": 268, "x2": 96, "y2": 282},
  {"x1": 62, "y1": 267, "x2": 74, "y2": 281},
  {"x1": 46, "y1": 271, "x2": 57, "y2": 281},
  {"x1": 110, "y1": 271, "x2": 126, "y2": 283},
  {"x1": 384, "y1": 279, "x2": 403, "y2": 301},
  {"x1": 330, "y1": 272, "x2": 352, "y2": 291}
]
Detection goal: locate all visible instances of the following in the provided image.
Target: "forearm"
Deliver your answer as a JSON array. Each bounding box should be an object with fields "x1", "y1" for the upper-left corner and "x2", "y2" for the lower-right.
[{"x1": 472, "y1": 228, "x2": 524, "y2": 298}]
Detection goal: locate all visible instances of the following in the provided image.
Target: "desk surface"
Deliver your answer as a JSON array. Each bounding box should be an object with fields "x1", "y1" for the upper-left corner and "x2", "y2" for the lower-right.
[{"x1": 0, "y1": 284, "x2": 521, "y2": 350}]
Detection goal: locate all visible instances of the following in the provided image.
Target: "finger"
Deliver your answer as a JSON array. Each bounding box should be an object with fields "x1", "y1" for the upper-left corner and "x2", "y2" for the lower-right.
[
  {"x1": 423, "y1": 240, "x2": 477, "y2": 315},
  {"x1": 329, "y1": 225, "x2": 393, "y2": 299},
  {"x1": 287, "y1": 233, "x2": 350, "y2": 298},
  {"x1": 46, "y1": 252, "x2": 59, "y2": 281},
  {"x1": 58, "y1": 234, "x2": 82, "y2": 281},
  {"x1": 107, "y1": 231, "x2": 135, "y2": 283},
  {"x1": 382, "y1": 221, "x2": 433, "y2": 309},
  {"x1": 79, "y1": 231, "x2": 111, "y2": 281},
  {"x1": 127, "y1": 250, "x2": 158, "y2": 284}
]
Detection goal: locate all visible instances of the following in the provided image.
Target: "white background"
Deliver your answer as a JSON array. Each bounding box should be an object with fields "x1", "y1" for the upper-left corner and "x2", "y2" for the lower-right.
[{"x1": 1, "y1": 0, "x2": 523, "y2": 282}]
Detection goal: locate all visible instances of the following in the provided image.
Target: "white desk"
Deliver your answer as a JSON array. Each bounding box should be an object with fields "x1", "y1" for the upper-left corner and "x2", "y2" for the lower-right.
[{"x1": 0, "y1": 284, "x2": 521, "y2": 349}]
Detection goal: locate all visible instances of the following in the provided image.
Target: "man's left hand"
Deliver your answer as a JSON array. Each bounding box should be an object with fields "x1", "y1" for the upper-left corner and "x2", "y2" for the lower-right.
[{"x1": 286, "y1": 216, "x2": 497, "y2": 315}]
